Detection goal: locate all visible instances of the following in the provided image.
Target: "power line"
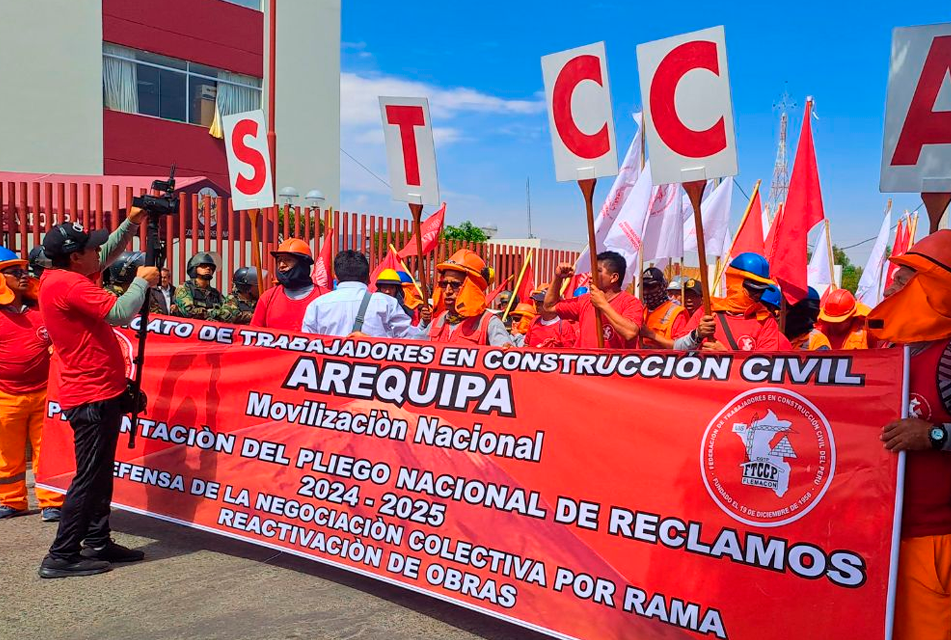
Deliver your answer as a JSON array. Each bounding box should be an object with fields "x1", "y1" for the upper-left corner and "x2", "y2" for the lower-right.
[
  {"x1": 837, "y1": 202, "x2": 924, "y2": 250},
  {"x1": 340, "y1": 147, "x2": 391, "y2": 189}
]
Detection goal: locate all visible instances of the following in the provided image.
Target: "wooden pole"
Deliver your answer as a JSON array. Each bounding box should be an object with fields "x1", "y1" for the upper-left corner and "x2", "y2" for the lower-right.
[
  {"x1": 684, "y1": 180, "x2": 712, "y2": 314},
  {"x1": 408, "y1": 202, "x2": 429, "y2": 303},
  {"x1": 503, "y1": 249, "x2": 533, "y2": 322},
  {"x1": 824, "y1": 220, "x2": 836, "y2": 290},
  {"x1": 248, "y1": 208, "x2": 265, "y2": 295},
  {"x1": 389, "y1": 243, "x2": 424, "y2": 299},
  {"x1": 680, "y1": 257, "x2": 685, "y2": 302},
  {"x1": 712, "y1": 179, "x2": 760, "y2": 293},
  {"x1": 578, "y1": 178, "x2": 605, "y2": 348},
  {"x1": 909, "y1": 212, "x2": 919, "y2": 244},
  {"x1": 922, "y1": 192, "x2": 951, "y2": 234}
]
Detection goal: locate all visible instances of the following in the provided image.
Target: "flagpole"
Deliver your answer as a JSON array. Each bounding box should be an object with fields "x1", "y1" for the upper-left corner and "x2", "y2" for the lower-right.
[
  {"x1": 248, "y1": 208, "x2": 266, "y2": 296},
  {"x1": 679, "y1": 258, "x2": 685, "y2": 302},
  {"x1": 824, "y1": 220, "x2": 836, "y2": 290},
  {"x1": 712, "y1": 179, "x2": 761, "y2": 294},
  {"x1": 908, "y1": 212, "x2": 919, "y2": 245},
  {"x1": 389, "y1": 243, "x2": 424, "y2": 299},
  {"x1": 578, "y1": 178, "x2": 605, "y2": 347},
  {"x1": 684, "y1": 180, "x2": 712, "y2": 314},
  {"x1": 503, "y1": 249, "x2": 533, "y2": 322},
  {"x1": 323, "y1": 207, "x2": 334, "y2": 283},
  {"x1": 408, "y1": 202, "x2": 430, "y2": 304}
]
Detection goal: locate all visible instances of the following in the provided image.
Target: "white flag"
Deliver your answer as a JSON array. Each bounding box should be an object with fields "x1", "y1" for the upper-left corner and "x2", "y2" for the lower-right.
[
  {"x1": 575, "y1": 113, "x2": 643, "y2": 276},
  {"x1": 855, "y1": 211, "x2": 892, "y2": 307},
  {"x1": 683, "y1": 178, "x2": 734, "y2": 257},
  {"x1": 641, "y1": 183, "x2": 685, "y2": 262},
  {"x1": 602, "y1": 160, "x2": 654, "y2": 287},
  {"x1": 808, "y1": 221, "x2": 834, "y2": 295}
]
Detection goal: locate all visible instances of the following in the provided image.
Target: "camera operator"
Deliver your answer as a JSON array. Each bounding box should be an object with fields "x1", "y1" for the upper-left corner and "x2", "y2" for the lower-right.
[{"x1": 37, "y1": 209, "x2": 158, "y2": 579}]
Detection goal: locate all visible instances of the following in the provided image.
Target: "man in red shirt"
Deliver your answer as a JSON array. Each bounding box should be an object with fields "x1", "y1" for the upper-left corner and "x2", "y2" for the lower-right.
[
  {"x1": 38, "y1": 215, "x2": 158, "y2": 578},
  {"x1": 524, "y1": 288, "x2": 577, "y2": 348},
  {"x1": 0, "y1": 247, "x2": 64, "y2": 522},
  {"x1": 251, "y1": 238, "x2": 327, "y2": 332},
  {"x1": 544, "y1": 251, "x2": 642, "y2": 349}
]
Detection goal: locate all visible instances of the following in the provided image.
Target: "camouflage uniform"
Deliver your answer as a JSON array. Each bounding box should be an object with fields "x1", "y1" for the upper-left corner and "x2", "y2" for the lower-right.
[
  {"x1": 104, "y1": 283, "x2": 165, "y2": 315},
  {"x1": 173, "y1": 281, "x2": 224, "y2": 320},
  {"x1": 215, "y1": 289, "x2": 256, "y2": 325}
]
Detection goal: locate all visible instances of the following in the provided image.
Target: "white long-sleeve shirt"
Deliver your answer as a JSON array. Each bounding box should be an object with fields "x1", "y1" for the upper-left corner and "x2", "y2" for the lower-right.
[{"x1": 300, "y1": 281, "x2": 428, "y2": 339}]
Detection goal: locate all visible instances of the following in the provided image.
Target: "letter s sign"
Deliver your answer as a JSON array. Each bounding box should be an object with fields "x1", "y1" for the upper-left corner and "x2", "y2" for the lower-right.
[
  {"x1": 223, "y1": 109, "x2": 274, "y2": 210},
  {"x1": 637, "y1": 26, "x2": 738, "y2": 186}
]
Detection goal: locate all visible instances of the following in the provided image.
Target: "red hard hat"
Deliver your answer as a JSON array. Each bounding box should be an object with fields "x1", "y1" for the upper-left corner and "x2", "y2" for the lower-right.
[
  {"x1": 271, "y1": 238, "x2": 313, "y2": 263},
  {"x1": 819, "y1": 288, "x2": 857, "y2": 323}
]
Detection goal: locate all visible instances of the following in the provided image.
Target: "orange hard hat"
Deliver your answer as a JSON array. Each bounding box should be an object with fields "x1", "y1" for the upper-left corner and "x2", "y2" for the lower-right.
[
  {"x1": 436, "y1": 249, "x2": 489, "y2": 287},
  {"x1": 892, "y1": 229, "x2": 951, "y2": 274},
  {"x1": 271, "y1": 238, "x2": 313, "y2": 263},
  {"x1": 819, "y1": 288, "x2": 858, "y2": 323},
  {"x1": 510, "y1": 302, "x2": 537, "y2": 319}
]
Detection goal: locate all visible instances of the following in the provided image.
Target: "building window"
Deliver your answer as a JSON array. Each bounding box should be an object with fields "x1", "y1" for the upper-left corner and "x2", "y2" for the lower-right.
[{"x1": 102, "y1": 43, "x2": 262, "y2": 131}]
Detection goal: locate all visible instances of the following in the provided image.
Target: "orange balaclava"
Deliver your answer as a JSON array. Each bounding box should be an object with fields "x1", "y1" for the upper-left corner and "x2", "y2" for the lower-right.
[
  {"x1": 712, "y1": 267, "x2": 774, "y2": 320},
  {"x1": 868, "y1": 230, "x2": 951, "y2": 343},
  {"x1": 510, "y1": 302, "x2": 537, "y2": 335},
  {"x1": 433, "y1": 249, "x2": 489, "y2": 319}
]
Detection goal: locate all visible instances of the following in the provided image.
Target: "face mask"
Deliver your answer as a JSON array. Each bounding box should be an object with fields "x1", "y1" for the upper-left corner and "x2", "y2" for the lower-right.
[
  {"x1": 513, "y1": 316, "x2": 532, "y2": 334},
  {"x1": 276, "y1": 261, "x2": 312, "y2": 289},
  {"x1": 644, "y1": 287, "x2": 668, "y2": 311}
]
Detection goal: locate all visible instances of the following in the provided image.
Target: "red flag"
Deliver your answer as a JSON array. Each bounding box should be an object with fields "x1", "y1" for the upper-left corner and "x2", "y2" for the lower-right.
[
  {"x1": 764, "y1": 204, "x2": 782, "y2": 259},
  {"x1": 883, "y1": 217, "x2": 909, "y2": 291},
  {"x1": 398, "y1": 203, "x2": 446, "y2": 259},
  {"x1": 769, "y1": 100, "x2": 825, "y2": 303},
  {"x1": 731, "y1": 188, "x2": 765, "y2": 256},
  {"x1": 368, "y1": 249, "x2": 403, "y2": 292},
  {"x1": 515, "y1": 254, "x2": 536, "y2": 304},
  {"x1": 313, "y1": 233, "x2": 334, "y2": 288},
  {"x1": 486, "y1": 275, "x2": 514, "y2": 305}
]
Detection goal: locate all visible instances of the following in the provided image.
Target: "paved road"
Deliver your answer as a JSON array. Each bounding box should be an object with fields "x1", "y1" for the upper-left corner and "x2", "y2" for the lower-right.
[{"x1": 1, "y1": 474, "x2": 548, "y2": 640}]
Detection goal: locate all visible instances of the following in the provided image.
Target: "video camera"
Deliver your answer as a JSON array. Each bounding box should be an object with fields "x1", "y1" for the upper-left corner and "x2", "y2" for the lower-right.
[{"x1": 132, "y1": 165, "x2": 180, "y2": 216}]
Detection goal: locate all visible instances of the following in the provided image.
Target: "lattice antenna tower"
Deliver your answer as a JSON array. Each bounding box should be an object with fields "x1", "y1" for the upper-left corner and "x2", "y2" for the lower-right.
[{"x1": 767, "y1": 88, "x2": 797, "y2": 212}]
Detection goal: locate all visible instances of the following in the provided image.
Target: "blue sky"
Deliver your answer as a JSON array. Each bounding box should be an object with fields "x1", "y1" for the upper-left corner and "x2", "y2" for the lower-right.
[{"x1": 339, "y1": 2, "x2": 949, "y2": 265}]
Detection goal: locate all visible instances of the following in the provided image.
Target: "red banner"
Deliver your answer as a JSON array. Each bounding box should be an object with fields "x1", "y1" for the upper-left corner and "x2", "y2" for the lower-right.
[{"x1": 40, "y1": 318, "x2": 904, "y2": 640}]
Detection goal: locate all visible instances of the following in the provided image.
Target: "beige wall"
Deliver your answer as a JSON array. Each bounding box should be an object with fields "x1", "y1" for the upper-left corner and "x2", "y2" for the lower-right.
[
  {"x1": 265, "y1": 0, "x2": 341, "y2": 208},
  {"x1": 0, "y1": 1, "x2": 104, "y2": 173}
]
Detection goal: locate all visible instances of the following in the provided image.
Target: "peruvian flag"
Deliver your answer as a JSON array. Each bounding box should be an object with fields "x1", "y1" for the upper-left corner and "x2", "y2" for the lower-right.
[
  {"x1": 313, "y1": 233, "x2": 334, "y2": 288},
  {"x1": 731, "y1": 187, "x2": 766, "y2": 256},
  {"x1": 768, "y1": 99, "x2": 826, "y2": 303},
  {"x1": 368, "y1": 248, "x2": 403, "y2": 292},
  {"x1": 883, "y1": 215, "x2": 911, "y2": 291},
  {"x1": 399, "y1": 203, "x2": 446, "y2": 259}
]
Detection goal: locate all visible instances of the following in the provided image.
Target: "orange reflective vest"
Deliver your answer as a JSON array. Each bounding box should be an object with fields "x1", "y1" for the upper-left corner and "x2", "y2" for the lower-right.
[
  {"x1": 790, "y1": 328, "x2": 831, "y2": 351},
  {"x1": 643, "y1": 301, "x2": 687, "y2": 348},
  {"x1": 820, "y1": 318, "x2": 870, "y2": 350},
  {"x1": 429, "y1": 311, "x2": 491, "y2": 345}
]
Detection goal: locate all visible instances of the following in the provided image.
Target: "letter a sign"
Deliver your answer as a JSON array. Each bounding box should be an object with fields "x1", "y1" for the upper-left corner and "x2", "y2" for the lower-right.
[
  {"x1": 222, "y1": 109, "x2": 274, "y2": 210},
  {"x1": 637, "y1": 26, "x2": 738, "y2": 186},
  {"x1": 541, "y1": 42, "x2": 619, "y2": 182},
  {"x1": 881, "y1": 23, "x2": 951, "y2": 192},
  {"x1": 379, "y1": 97, "x2": 440, "y2": 205}
]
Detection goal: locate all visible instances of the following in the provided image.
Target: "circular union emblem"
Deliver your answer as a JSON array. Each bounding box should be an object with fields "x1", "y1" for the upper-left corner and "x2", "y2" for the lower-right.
[
  {"x1": 603, "y1": 324, "x2": 615, "y2": 341},
  {"x1": 908, "y1": 393, "x2": 932, "y2": 421},
  {"x1": 700, "y1": 387, "x2": 835, "y2": 528},
  {"x1": 736, "y1": 334, "x2": 756, "y2": 351},
  {"x1": 36, "y1": 325, "x2": 49, "y2": 342}
]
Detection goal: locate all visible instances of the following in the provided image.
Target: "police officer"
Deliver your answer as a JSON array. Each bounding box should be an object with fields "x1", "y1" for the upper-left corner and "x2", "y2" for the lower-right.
[
  {"x1": 174, "y1": 252, "x2": 223, "y2": 319},
  {"x1": 104, "y1": 252, "x2": 168, "y2": 315},
  {"x1": 216, "y1": 267, "x2": 259, "y2": 325}
]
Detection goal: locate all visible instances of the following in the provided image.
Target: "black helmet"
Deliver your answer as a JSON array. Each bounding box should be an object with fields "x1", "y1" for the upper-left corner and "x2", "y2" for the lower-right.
[
  {"x1": 233, "y1": 266, "x2": 259, "y2": 289},
  {"x1": 187, "y1": 252, "x2": 219, "y2": 279},
  {"x1": 28, "y1": 246, "x2": 51, "y2": 278},
  {"x1": 107, "y1": 251, "x2": 145, "y2": 286}
]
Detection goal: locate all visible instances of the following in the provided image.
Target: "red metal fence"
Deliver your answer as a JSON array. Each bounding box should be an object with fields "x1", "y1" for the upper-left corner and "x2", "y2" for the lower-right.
[{"x1": 0, "y1": 179, "x2": 579, "y2": 294}]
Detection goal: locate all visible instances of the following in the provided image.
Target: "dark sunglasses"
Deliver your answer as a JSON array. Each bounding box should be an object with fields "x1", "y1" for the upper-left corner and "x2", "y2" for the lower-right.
[
  {"x1": 438, "y1": 280, "x2": 464, "y2": 290},
  {"x1": 2, "y1": 268, "x2": 28, "y2": 277}
]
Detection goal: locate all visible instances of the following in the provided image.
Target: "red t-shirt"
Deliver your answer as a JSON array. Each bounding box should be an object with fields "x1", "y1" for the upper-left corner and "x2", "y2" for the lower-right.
[
  {"x1": 684, "y1": 308, "x2": 784, "y2": 351},
  {"x1": 524, "y1": 316, "x2": 578, "y2": 348},
  {"x1": 39, "y1": 269, "x2": 126, "y2": 409},
  {"x1": 0, "y1": 304, "x2": 51, "y2": 394},
  {"x1": 251, "y1": 284, "x2": 326, "y2": 332},
  {"x1": 555, "y1": 291, "x2": 643, "y2": 349}
]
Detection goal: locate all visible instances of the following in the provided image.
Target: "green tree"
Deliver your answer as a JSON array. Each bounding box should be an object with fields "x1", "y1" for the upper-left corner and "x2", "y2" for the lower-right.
[
  {"x1": 832, "y1": 245, "x2": 863, "y2": 294},
  {"x1": 442, "y1": 221, "x2": 488, "y2": 243}
]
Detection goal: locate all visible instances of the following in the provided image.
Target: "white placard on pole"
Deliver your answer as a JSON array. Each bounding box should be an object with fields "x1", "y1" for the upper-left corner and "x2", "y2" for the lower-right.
[
  {"x1": 541, "y1": 42, "x2": 619, "y2": 182},
  {"x1": 222, "y1": 109, "x2": 274, "y2": 210},
  {"x1": 881, "y1": 23, "x2": 951, "y2": 193},
  {"x1": 637, "y1": 26, "x2": 738, "y2": 186},
  {"x1": 378, "y1": 96, "x2": 440, "y2": 205}
]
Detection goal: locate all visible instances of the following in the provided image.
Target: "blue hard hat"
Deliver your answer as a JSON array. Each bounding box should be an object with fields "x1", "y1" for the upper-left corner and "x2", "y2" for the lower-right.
[
  {"x1": 729, "y1": 252, "x2": 775, "y2": 288},
  {"x1": 573, "y1": 286, "x2": 589, "y2": 297},
  {"x1": 0, "y1": 246, "x2": 26, "y2": 269},
  {"x1": 806, "y1": 286, "x2": 820, "y2": 302},
  {"x1": 761, "y1": 284, "x2": 782, "y2": 308}
]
